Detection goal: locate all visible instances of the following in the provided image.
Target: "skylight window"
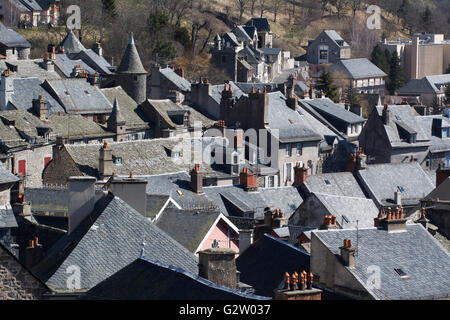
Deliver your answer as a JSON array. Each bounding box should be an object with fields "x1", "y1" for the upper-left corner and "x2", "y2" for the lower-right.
[
  {"x1": 395, "y1": 115, "x2": 401, "y2": 120},
  {"x1": 397, "y1": 186, "x2": 405, "y2": 192},
  {"x1": 394, "y1": 268, "x2": 408, "y2": 278},
  {"x1": 324, "y1": 179, "x2": 331, "y2": 185},
  {"x1": 342, "y1": 215, "x2": 350, "y2": 223}
]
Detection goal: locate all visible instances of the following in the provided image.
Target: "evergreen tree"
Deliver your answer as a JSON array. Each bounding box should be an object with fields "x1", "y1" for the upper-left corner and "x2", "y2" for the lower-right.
[
  {"x1": 318, "y1": 70, "x2": 338, "y2": 103},
  {"x1": 345, "y1": 84, "x2": 360, "y2": 106},
  {"x1": 384, "y1": 49, "x2": 392, "y2": 89},
  {"x1": 102, "y1": 0, "x2": 117, "y2": 18},
  {"x1": 387, "y1": 51, "x2": 405, "y2": 95},
  {"x1": 371, "y1": 44, "x2": 389, "y2": 74}
]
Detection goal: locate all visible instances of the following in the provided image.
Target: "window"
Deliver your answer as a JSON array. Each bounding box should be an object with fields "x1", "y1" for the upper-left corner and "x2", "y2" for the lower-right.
[
  {"x1": 18, "y1": 160, "x2": 26, "y2": 176},
  {"x1": 44, "y1": 157, "x2": 51, "y2": 167},
  {"x1": 446, "y1": 155, "x2": 450, "y2": 167},
  {"x1": 286, "y1": 143, "x2": 291, "y2": 156},
  {"x1": 285, "y1": 163, "x2": 292, "y2": 182},
  {"x1": 114, "y1": 157, "x2": 123, "y2": 165},
  {"x1": 296, "y1": 143, "x2": 303, "y2": 156},
  {"x1": 324, "y1": 179, "x2": 331, "y2": 185},
  {"x1": 394, "y1": 268, "x2": 408, "y2": 278}
]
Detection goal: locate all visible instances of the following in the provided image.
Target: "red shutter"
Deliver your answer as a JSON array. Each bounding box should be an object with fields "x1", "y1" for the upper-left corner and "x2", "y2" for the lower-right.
[
  {"x1": 18, "y1": 160, "x2": 26, "y2": 176},
  {"x1": 44, "y1": 157, "x2": 51, "y2": 167}
]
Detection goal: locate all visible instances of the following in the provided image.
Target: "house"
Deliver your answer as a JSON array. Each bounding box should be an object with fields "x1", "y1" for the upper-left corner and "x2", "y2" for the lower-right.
[
  {"x1": 290, "y1": 193, "x2": 378, "y2": 229},
  {"x1": 0, "y1": 21, "x2": 30, "y2": 59},
  {"x1": 356, "y1": 162, "x2": 435, "y2": 214},
  {"x1": 397, "y1": 74, "x2": 450, "y2": 107},
  {"x1": 314, "y1": 58, "x2": 387, "y2": 96},
  {"x1": 154, "y1": 208, "x2": 240, "y2": 256},
  {"x1": 244, "y1": 18, "x2": 273, "y2": 48},
  {"x1": 416, "y1": 111, "x2": 450, "y2": 170},
  {"x1": 306, "y1": 30, "x2": 351, "y2": 65},
  {"x1": 0, "y1": 241, "x2": 49, "y2": 299},
  {"x1": 148, "y1": 65, "x2": 191, "y2": 101},
  {"x1": 0, "y1": 0, "x2": 60, "y2": 28},
  {"x1": 32, "y1": 177, "x2": 199, "y2": 293},
  {"x1": 310, "y1": 221, "x2": 450, "y2": 299},
  {"x1": 359, "y1": 104, "x2": 432, "y2": 166},
  {"x1": 380, "y1": 34, "x2": 450, "y2": 80},
  {"x1": 80, "y1": 255, "x2": 269, "y2": 300},
  {"x1": 236, "y1": 234, "x2": 310, "y2": 297}
]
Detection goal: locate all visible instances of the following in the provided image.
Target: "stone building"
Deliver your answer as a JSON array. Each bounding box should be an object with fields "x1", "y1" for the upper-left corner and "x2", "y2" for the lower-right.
[
  {"x1": 306, "y1": 30, "x2": 351, "y2": 65},
  {"x1": 0, "y1": 0, "x2": 60, "y2": 28},
  {"x1": 0, "y1": 21, "x2": 30, "y2": 60}
]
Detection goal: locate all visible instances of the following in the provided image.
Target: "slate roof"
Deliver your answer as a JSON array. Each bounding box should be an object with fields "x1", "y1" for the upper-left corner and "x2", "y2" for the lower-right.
[
  {"x1": 6, "y1": 77, "x2": 64, "y2": 113},
  {"x1": 82, "y1": 256, "x2": 269, "y2": 300},
  {"x1": 0, "y1": 206, "x2": 18, "y2": 228},
  {"x1": 259, "y1": 48, "x2": 282, "y2": 56},
  {"x1": 232, "y1": 26, "x2": 252, "y2": 42},
  {"x1": 236, "y1": 234, "x2": 310, "y2": 297},
  {"x1": 222, "y1": 32, "x2": 240, "y2": 47},
  {"x1": 0, "y1": 162, "x2": 19, "y2": 185},
  {"x1": 303, "y1": 171, "x2": 366, "y2": 198},
  {"x1": 416, "y1": 115, "x2": 450, "y2": 153},
  {"x1": 242, "y1": 26, "x2": 257, "y2": 39},
  {"x1": 46, "y1": 113, "x2": 114, "y2": 140},
  {"x1": 323, "y1": 30, "x2": 350, "y2": 47},
  {"x1": 328, "y1": 58, "x2": 387, "y2": 79},
  {"x1": 234, "y1": 82, "x2": 277, "y2": 93},
  {"x1": 267, "y1": 91, "x2": 322, "y2": 143},
  {"x1": 44, "y1": 79, "x2": 113, "y2": 114},
  {"x1": 0, "y1": 22, "x2": 31, "y2": 48},
  {"x1": 298, "y1": 103, "x2": 343, "y2": 138},
  {"x1": 33, "y1": 194, "x2": 199, "y2": 291},
  {"x1": 100, "y1": 86, "x2": 150, "y2": 130},
  {"x1": 146, "y1": 194, "x2": 170, "y2": 218},
  {"x1": 424, "y1": 177, "x2": 450, "y2": 201},
  {"x1": 312, "y1": 224, "x2": 450, "y2": 300},
  {"x1": 64, "y1": 138, "x2": 217, "y2": 178},
  {"x1": 375, "y1": 105, "x2": 430, "y2": 148},
  {"x1": 245, "y1": 18, "x2": 271, "y2": 32},
  {"x1": 53, "y1": 54, "x2": 96, "y2": 78},
  {"x1": 159, "y1": 67, "x2": 191, "y2": 92},
  {"x1": 300, "y1": 98, "x2": 365, "y2": 125},
  {"x1": 59, "y1": 30, "x2": 86, "y2": 55},
  {"x1": 117, "y1": 34, "x2": 146, "y2": 74},
  {"x1": 397, "y1": 74, "x2": 450, "y2": 94},
  {"x1": 356, "y1": 163, "x2": 435, "y2": 206},
  {"x1": 210, "y1": 81, "x2": 246, "y2": 104},
  {"x1": 106, "y1": 98, "x2": 125, "y2": 126},
  {"x1": 0, "y1": 117, "x2": 28, "y2": 149},
  {"x1": 0, "y1": 59, "x2": 61, "y2": 81},
  {"x1": 74, "y1": 49, "x2": 113, "y2": 75},
  {"x1": 155, "y1": 208, "x2": 222, "y2": 253},
  {"x1": 238, "y1": 46, "x2": 263, "y2": 64},
  {"x1": 313, "y1": 193, "x2": 378, "y2": 228}
]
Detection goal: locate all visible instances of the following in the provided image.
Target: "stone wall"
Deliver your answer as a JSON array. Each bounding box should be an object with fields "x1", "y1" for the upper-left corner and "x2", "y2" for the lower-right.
[
  {"x1": 0, "y1": 244, "x2": 48, "y2": 300},
  {"x1": 10, "y1": 145, "x2": 53, "y2": 188},
  {"x1": 42, "y1": 145, "x2": 83, "y2": 186}
]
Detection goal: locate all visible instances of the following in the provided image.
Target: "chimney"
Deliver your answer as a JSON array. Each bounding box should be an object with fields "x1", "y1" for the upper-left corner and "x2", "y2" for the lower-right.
[
  {"x1": 382, "y1": 104, "x2": 390, "y2": 124},
  {"x1": 25, "y1": 237, "x2": 43, "y2": 269},
  {"x1": 293, "y1": 162, "x2": 307, "y2": 185},
  {"x1": 92, "y1": 42, "x2": 103, "y2": 56},
  {"x1": 340, "y1": 239, "x2": 356, "y2": 268},
  {"x1": 190, "y1": 163, "x2": 203, "y2": 194},
  {"x1": 356, "y1": 147, "x2": 366, "y2": 170},
  {"x1": 198, "y1": 248, "x2": 238, "y2": 289},
  {"x1": 248, "y1": 86, "x2": 269, "y2": 127},
  {"x1": 309, "y1": 83, "x2": 316, "y2": 99},
  {"x1": 377, "y1": 207, "x2": 407, "y2": 232},
  {"x1": 43, "y1": 52, "x2": 55, "y2": 72},
  {"x1": 175, "y1": 67, "x2": 185, "y2": 78},
  {"x1": 68, "y1": 176, "x2": 96, "y2": 234},
  {"x1": 12, "y1": 192, "x2": 32, "y2": 216},
  {"x1": 416, "y1": 208, "x2": 430, "y2": 230},
  {"x1": 0, "y1": 70, "x2": 13, "y2": 109},
  {"x1": 394, "y1": 191, "x2": 402, "y2": 206},
  {"x1": 273, "y1": 270, "x2": 322, "y2": 300},
  {"x1": 436, "y1": 164, "x2": 450, "y2": 187},
  {"x1": 109, "y1": 175, "x2": 148, "y2": 216},
  {"x1": 286, "y1": 91, "x2": 298, "y2": 111},
  {"x1": 347, "y1": 153, "x2": 357, "y2": 172},
  {"x1": 239, "y1": 229, "x2": 253, "y2": 254},
  {"x1": 217, "y1": 120, "x2": 226, "y2": 138},
  {"x1": 167, "y1": 90, "x2": 183, "y2": 104},
  {"x1": 32, "y1": 95, "x2": 48, "y2": 121},
  {"x1": 319, "y1": 215, "x2": 338, "y2": 230},
  {"x1": 99, "y1": 141, "x2": 114, "y2": 180},
  {"x1": 264, "y1": 207, "x2": 288, "y2": 229},
  {"x1": 239, "y1": 168, "x2": 257, "y2": 191}
]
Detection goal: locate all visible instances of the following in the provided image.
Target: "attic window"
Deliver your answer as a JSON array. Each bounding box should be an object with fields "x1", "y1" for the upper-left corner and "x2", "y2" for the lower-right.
[
  {"x1": 395, "y1": 115, "x2": 401, "y2": 120},
  {"x1": 113, "y1": 156, "x2": 123, "y2": 165},
  {"x1": 397, "y1": 186, "x2": 405, "y2": 192},
  {"x1": 324, "y1": 179, "x2": 331, "y2": 185},
  {"x1": 394, "y1": 268, "x2": 408, "y2": 278},
  {"x1": 84, "y1": 90, "x2": 90, "y2": 95},
  {"x1": 65, "y1": 91, "x2": 70, "y2": 95}
]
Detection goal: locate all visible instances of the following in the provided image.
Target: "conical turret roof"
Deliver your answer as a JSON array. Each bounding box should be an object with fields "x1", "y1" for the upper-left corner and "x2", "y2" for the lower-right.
[
  {"x1": 107, "y1": 97, "x2": 126, "y2": 126},
  {"x1": 117, "y1": 33, "x2": 147, "y2": 74}
]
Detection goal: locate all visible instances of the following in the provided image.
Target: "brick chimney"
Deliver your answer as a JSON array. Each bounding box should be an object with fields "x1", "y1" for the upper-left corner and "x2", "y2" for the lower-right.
[
  {"x1": 273, "y1": 270, "x2": 322, "y2": 300},
  {"x1": 436, "y1": 164, "x2": 450, "y2": 187},
  {"x1": 416, "y1": 208, "x2": 430, "y2": 230},
  {"x1": 190, "y1": 163, "x2": 203, "y2": 194},
  {"x1": 239, "y1": 168, "x2": 257, "y2": 191},
  {"x1": 340, "y1": 239, "x2": 356, "y2": 268},
  {"x1": 374, "y1": 207, "x2": 407, "y2": 232},
  {"x1": 68, "y1": 176, "x2": 96, "y2": 234},
  {"x1": 293, "y1": 162, "x2": 307, "y2": 185},
  {"x1": 33, "y1": 95, "x2": 48, "y2": 121},
  {"x1": 382, "y1": 104, "x2": 390, "y2": 124},
  {"x1": 198, "y1": 248, "x2": 238, "y2": 289},
  {"x1": 25, "y1": 237, "x2": 43, "y2": 268},
  {"x1": 99, "y1": 141, "x2": 114, "y2": 180},
  {"x1": 319, "y1": 215, "x2": 338, "y2": 230}
]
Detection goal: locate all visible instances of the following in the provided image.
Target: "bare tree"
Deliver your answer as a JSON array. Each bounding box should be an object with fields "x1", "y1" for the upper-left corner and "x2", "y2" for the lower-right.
[
  {"x1": 331, "y1": 0, "x2": 349, "y2": 19},
  {"x1": 235, "y1": 0, "x2": 249, "y2": 22},
  {"x1": 350, "y1": 0, "x2": 362, "y2": 17},
  {"x1": 250, "y1": 0, "x2": 257, "y2": 16},
  {"x1": 259, "y1": 0, "x2": 268, "y2": 18}
]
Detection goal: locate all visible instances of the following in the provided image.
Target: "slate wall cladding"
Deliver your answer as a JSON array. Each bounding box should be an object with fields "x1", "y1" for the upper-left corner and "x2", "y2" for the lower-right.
[{"x1": 0, "y1": 246, "x2": 47, "y2": 300}]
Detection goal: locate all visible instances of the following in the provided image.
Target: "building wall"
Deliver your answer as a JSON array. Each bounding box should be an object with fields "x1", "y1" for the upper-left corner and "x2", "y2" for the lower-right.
[
  {"x1": 198, "y1": 219, "x2": 239, "y2": 256},
  {"x1": 42, "y1": 145, "x2": 84, "y2": 186},
  {"x1": 0, "y1": 245, "x2": 48, "y2": 300},
  {"x1": 306, "y1": 32, "x2": 346, "y2": 65},
  {"x1": 418, "y1": 44, "x2": 444, "y2": 79},
  {"x1": 390, "y1": 146, "x2": 429, "y2": 168},
  {"x1": 358, "y1": 112, "x2": 392, "y2": 164},
  {"x1": 115, "y1": 73, "x2": 147, "y2": 105},
  {"x1": 11, "y1": 145, "x2": 53, "y2": 188},
  {"x1": 289, "y1": 194, "x2": 328, "y2": 227}
]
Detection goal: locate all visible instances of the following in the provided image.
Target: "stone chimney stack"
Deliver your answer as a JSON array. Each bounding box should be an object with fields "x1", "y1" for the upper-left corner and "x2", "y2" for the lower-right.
[
  {"x1": 249, "y1": 86, "x2": 269, "y2": 128},
  {"x1": 0, "y1": 70, "x2": 14, "y2": 109},
  {"x1": 286, "y1": 90, "x2": 298, "y2": 111},
  {"x1": 273, "y1": 270, "x2": 322, "y2": 300},
  {"x1": 340, "y1": 239, "x2": 356, "y2": 268},
  {"x1": 109, "y1": 174, "x2": 148, "y2": 216},
  {"x1": 33, "y1": 95, "x2": 48, "y2": 121},
  {"x1": 68, "y1": 176, "x2": 96, "y2": 234},
  {"x1": 43, "y1": 52, "x2": 55, "y2": 72},
  {"x1": 198, "y1": 248, "x2": 238, "y2": 289},
  {"x1": 190, "y1": 163, "x2": 203, "y2": 194},
  {"x1": 175, "y1": 67, "x2": 185, "y2": 78},
  {"x1": 375, "y1": 207, "x2": 407, "y2": 232},
  {"x1": 99, "y1": 141, "x2": 114, "y2": 180},
  {"x1": 264, "y1": 208, "x2": 288, "y2": 229},
  {"x1": 293, "y1": 162, "x2": 307, "y2": 185},
  {"x1": 319, "y1": 215, "x2": 338, "y2": 230}
]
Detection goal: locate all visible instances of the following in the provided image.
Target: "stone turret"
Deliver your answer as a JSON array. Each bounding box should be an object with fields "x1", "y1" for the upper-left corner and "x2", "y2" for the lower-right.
[
  {"x1": 107, "y1": 97, "x2": 127, "y2": 142},
  {"x1": 115, "y1": 33, "x2": 147, "y2": 104}
]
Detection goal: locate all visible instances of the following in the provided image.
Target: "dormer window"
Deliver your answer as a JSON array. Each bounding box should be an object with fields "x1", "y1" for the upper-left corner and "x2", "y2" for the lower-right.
[
  {"x1": 113, "y1": 156, "x2": 123, "y2": 165},
  {"x1": 409, "y1": 133, "x2": 417, "y2": 143}
]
